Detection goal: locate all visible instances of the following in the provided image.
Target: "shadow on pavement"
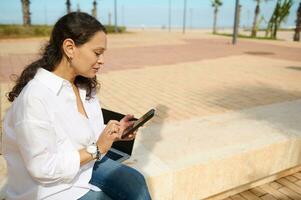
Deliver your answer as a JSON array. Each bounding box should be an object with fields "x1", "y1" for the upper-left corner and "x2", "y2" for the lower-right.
[
  {"x1": 286, "y1": 66, "x2": 301, "y2": 71},
  {"x1": 200, "y1": 84, "x2": 301, "y2": 186},
  {"x1": 244, "y1": 51, "x2": 275, "y2": 55},
  {"x1": 193, "y1": 84, "x2": 301, "y2": 199},
  {"x1": 136, "y1": 104, "x2": 169, "y2": 167}
]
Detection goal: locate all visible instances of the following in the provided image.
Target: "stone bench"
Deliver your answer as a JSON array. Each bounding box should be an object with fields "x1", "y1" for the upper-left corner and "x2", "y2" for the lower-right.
[
  {"x1": 123, "y1": 99, "x2": 301, "y2": 199},
  {"x1": 0, "y1": 156, "x2": 7, "y2": 200},
  {"x1": 0, "y1": 83, "x2": 9, "y2": 200}
]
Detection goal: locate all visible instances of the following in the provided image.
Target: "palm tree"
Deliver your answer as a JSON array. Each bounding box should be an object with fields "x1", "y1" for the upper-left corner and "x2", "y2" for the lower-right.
[
  {"x1": 92, "y1": 0, "x2": 97, "y2": 18},
  {"x1": 251, "y1": 0, "x2": 271, "y2": 37},
  {"x1": 211, "y1": 0, "x2": 223, "y2": 34},
  {"x1": 21, "y1": 0, "x2": 31, "y2": 26},
  {"x1": 294, "y1": 2, "x2": 301, "y2": 41},
  {"x1": 251, "y1": 0, "x2": 261, "y2": 37},
  {"x1": 265, "y1": 0, "x2": 293, "y2": 39},
  {"x1": 66, "y1": 0, "x2": 71, "y2": 14}
]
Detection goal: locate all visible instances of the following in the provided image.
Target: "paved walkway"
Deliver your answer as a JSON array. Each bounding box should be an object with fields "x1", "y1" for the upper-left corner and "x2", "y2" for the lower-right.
[
  {"x1": 223, "y1": 173, "x2": 301, "y2": 200},
  {"x1": 0, "y1": 30, "x2": 301, "y2": 199}
]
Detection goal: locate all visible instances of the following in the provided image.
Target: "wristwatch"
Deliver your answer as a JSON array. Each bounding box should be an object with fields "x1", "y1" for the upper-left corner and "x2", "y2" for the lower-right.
[{"x1": 86, "y1": 143, "x2": 101, "y2": 160}]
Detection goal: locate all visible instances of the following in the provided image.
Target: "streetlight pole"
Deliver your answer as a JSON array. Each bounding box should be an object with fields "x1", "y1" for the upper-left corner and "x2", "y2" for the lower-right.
[
  {"x1": 232, "y1": 0, "x2": 239, "y2": 44},
  {"x1": 190, "y1": 8, "x2": 193, "y2": 29},
  {"x1": 168, "y1": 0, "x2": 171, "y2": 32},
  {"x1": 121, "y1": 5, "x2": 125, "y2": 26},
  {"x1": 114, "y1": 0, "x2": 118, "y2": 33},
  {"x1": 182, "y1": 0, "x2": 187, "y2": 34}
]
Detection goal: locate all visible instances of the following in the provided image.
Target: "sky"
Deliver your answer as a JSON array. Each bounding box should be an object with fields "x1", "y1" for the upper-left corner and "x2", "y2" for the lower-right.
[{"x1": 0, "y1": 0, "x2": 300, "y2": 29}]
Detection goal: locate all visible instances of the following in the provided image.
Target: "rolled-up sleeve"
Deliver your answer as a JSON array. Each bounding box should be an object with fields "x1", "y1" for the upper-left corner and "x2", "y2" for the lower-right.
[{"x1": 14, "y1": 95, "x2": 80, "y2": 185}]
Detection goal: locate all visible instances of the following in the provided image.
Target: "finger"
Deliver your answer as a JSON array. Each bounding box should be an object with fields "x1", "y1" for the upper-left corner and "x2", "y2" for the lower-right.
[
  {"x1": 128, "y1": 121, "x2": 135, "y2": 126},
  {"x1": 115, "y1": 131, "x2": 122, "y2": 139},
  {"x1": 112, "y1": 122, "x2": 121, "y2": 128},
  {"x1": 109, "y1": 125, "x2": 120, "y2": 135},
  {"x1": 108, "y1": 120, "x2": 120, "y2": 126},
  {"x1": 125, "y1": 114, "x2": 133, "y2": 119},
  {"x1": 122, "y1": 114, "x2": 134, "y2": 122},
  {"x1": 115, "y1": 126, "x2": 120, "y2": 134},
  {"x1": 125, "y1": 134, "x2": 136, "y2": 140},
  {"x1": 126, "y1": 114, "x2": 134, "y2": 119},
  {"x1": 132, "y1": 130, "x2": 138, "y2": 135}
]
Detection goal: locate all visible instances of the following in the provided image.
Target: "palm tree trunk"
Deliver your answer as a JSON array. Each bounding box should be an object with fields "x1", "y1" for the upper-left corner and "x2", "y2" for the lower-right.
[
  {"x1": 66, "y1": 0, "x2": 71, "y2": 14},
  {"x1": 251, "y1": 0, "x2": 260, "y2": 37},
  {"x1": 294, "y1": 3, "x2": 301, "y2": 41},
  {"x1": 272, "y1": 20, "x2": 279, "y2": 39},
  {"x1": 21, "y1": 0, "x2": 31, "y2": 26},
  {"x1": 213, "y1": 7, "x2": 218, "y2": 34}
]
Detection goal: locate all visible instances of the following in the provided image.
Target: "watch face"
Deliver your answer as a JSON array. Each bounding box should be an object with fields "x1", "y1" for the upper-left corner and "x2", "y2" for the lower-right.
[{"x1": 87, "y1": 145, "x2": 97, "y2": 154}]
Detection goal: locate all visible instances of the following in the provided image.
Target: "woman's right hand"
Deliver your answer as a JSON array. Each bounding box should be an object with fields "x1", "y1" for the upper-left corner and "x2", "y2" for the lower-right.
[{"x1": 96, "y1": 120, "x2": 122, "y2": 154}]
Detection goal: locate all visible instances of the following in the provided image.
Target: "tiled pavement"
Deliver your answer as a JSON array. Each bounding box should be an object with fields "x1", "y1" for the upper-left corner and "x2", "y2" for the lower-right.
[
  {"x1": 0, "y1": 31, "x2": 301, "y2": 199},
  {"x1": 96, "y1": 55, "x2": 301, "y2": 123},
  {"x1": 222, "y1": 173, "x2": 301, "y2": 200}
]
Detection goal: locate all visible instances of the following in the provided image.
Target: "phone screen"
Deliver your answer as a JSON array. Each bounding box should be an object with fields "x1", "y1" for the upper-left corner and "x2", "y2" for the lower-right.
[{"x1": 121, "y1": 108, "x2": 155, "y2": 138}]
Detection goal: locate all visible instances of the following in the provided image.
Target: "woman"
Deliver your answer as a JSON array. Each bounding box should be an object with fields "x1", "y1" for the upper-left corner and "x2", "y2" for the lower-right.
[{"x1": 2, "y1": 12, "x2": 151, "y2": 200}]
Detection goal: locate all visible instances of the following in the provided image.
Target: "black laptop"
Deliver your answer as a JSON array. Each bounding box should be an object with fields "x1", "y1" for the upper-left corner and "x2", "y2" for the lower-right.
[{"x1": 102, "y1": 108, "x2": 136, "y2": 162}]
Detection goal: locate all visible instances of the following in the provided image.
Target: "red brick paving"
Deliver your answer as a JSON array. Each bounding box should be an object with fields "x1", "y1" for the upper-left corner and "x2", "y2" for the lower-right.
[
  {"x1": 104, "y1": 38, "x2": 301, "y2": 72},
  {"x1": 0, "y1": 38, "x2": 300, "y2": 83}
]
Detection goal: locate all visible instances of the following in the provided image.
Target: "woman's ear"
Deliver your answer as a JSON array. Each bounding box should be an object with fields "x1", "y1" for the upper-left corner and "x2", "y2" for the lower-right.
[{"x1": 62, "y1": 38, "x2": 75, "y2": 60}]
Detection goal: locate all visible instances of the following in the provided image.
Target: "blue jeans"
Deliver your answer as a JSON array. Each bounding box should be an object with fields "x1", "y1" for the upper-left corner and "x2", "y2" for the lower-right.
[
  {"x1": 78, "y1": 190, "x2": 112, "y2": 200},
  {"x1": 79, "y1": 156, "x2": 152, "y2": 200}
]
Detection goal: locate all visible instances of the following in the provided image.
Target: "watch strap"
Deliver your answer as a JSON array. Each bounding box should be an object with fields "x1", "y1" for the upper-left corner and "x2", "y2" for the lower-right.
[{"x1": 96, "y1": 145, "x2": 101, "y2": 160}]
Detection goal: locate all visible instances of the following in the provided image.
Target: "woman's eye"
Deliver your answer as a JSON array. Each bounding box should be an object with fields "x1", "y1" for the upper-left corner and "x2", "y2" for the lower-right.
[{"x1": 95, "y1": 52, "x2": 100, "y2": 56}]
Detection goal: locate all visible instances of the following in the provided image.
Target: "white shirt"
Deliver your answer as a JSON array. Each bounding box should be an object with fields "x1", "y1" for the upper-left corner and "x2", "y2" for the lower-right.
[{"x1": 2, "y1": 68, "x2": 105, "y2": 200}]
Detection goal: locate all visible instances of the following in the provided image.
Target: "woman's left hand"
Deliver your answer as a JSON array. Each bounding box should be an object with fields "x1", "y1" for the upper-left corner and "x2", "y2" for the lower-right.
[{"x1": 116, "y1": 114, "x2": 137, "y2": 141}]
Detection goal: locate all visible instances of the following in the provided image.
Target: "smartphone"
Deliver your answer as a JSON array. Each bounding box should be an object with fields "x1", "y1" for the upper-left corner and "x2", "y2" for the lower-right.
[{"x1": 121, "y1": 108, "x2": 156, "y2": 139}]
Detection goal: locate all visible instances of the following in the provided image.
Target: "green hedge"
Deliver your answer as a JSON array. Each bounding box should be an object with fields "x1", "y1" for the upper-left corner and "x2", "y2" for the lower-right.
[
  {"x1": 213, "y1": 32, "x2": 278, "y2": 40},
  {"x1": 0, "y1": 24, "x2": 126, "y2": 38},
  {"x1": 104, "y1": 25, "x2": 126, "y2": 33}
]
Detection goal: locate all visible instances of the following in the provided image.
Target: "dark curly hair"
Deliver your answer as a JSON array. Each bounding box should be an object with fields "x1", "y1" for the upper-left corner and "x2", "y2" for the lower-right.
[{"x1": 7, "y1": 12, "x2": 107, "y2": 102}]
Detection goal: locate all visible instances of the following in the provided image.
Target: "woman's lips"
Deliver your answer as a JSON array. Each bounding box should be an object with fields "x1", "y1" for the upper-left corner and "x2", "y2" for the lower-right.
[{"x1": 93, "y1": 66, "x2": 100, "y2": 70}]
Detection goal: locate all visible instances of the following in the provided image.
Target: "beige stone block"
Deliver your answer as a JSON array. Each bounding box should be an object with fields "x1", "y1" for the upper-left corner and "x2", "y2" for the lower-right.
[
  {"x1": 0, "y1": 83, "x2": 12, "y2": 155},
  {"x1": 0, "y1": 155, "x2": 7, "y2": 199},
  {"x1": 125, "y1": 99, "x2": 301, "y2": 199}
]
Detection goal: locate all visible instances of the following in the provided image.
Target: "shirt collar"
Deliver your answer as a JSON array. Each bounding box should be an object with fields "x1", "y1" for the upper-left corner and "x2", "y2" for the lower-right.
[
  {"x1": 34, "y1": 68, "x2": 71, "y2": 96},
  {"x1": 34, "y1": 68, "x2": 88, "y2": 100}
]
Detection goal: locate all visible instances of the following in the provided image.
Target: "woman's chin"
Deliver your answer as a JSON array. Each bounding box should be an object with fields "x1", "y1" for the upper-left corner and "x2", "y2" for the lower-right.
[
  {"x1": 87, "y1": 74, "x2": 97, "y2": 79},
  {"x1": 78, "y1": 73, "x2": 97, "y2": 79}
]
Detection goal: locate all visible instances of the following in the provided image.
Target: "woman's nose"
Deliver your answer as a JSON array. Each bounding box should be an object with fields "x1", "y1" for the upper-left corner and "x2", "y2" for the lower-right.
[{"x1": 97, "y1": 54, "x2": 104, "y2": 64}]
